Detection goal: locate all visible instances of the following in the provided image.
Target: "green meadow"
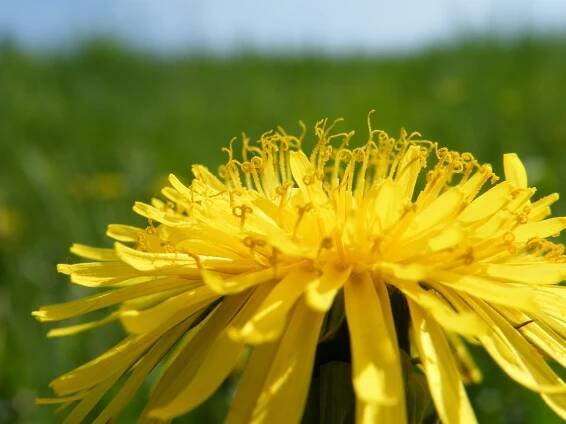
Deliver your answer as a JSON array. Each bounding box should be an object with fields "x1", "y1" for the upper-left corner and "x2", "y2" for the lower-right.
[{"x1": 1, "y1": 38, "x2": 565, "y2": 422}]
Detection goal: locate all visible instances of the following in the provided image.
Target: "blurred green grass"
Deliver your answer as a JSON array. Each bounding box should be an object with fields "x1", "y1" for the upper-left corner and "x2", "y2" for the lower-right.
[{"x1": 0, "y1": 37, "x2": 565, "y2": 423}]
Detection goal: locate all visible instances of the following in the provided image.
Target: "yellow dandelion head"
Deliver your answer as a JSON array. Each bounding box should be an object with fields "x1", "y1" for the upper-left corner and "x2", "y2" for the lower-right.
[{"x1": 35, "y1": 115, "x2": 566, "y2": 423}]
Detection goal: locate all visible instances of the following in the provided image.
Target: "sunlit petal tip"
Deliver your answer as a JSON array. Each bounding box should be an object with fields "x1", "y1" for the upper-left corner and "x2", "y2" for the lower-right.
[
  {"x1": 305, "y1": 286, "x2": 336, "y2": 312},
  {"x1": 503, "y1": 152, "x2": 528, "y2": 188},
  {"x1": 31, "y1": 309, "x2": 45, "y2": 320},
  {"x1": 56, "y1": 263, "x2": 72, "y2": 275}
]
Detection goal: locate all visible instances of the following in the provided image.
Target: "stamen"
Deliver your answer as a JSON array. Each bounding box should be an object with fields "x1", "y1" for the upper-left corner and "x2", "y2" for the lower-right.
[
  {"x1": 527, "y1": 238, "x2": 566, "y2": 261},
  {"x1": 184, "y1": 251, "x2": 202, "y2": 268},
  {"x1": 278, "y1": 139, "x2": 289, "y2": 182},
  {"x1": 303, "y1": 174, "x2": 316, "y2": 186},
  {"x1": 241, "y1": 133, "x2": 250, "y2": 162},
  {"x1": 353, "y1": 146, "x2": 370, "y2": 197},
  {"x1": 136, "y1": 232, "x2": 148, "y2": 251},
  {"x1": 452, "y1": 158, "x2": 464, "y2": 173},
  {"x1": 221, "y1": 137, "x2": 237, "y2": 162},
  {"x1": 162, "y1": 242, "x2": 175, "y2": 253},
  {"x1": 503, "y1": 232, "x2": 515, "y2": 243},
  {"x1": 515, "y1": 212, "x2": 529, "y2": 225},
  {"x1": 165, "y1": 201, "x2": 176, "y2": 212},
  {"x1": 250, "y1": 156, "x2": 265, "y2": 195},
  {"x1": 330, "y1": 134, "x2": 354, "y2": 190},
  {"x1": 549, "y1": 243, "x2": 565, "y2": 259},
  {"x1": 275, "y1": 181, "x2": 293, "y2": 211},
  {"x1": 367, "y1": 109, "x2": 380, "y2": 142},
  {"x1": 241, "y1": 161, "x2": 253, "y2": 189},
  {"x1": 243, "y1": 236, "x2": 267, "y2": 259},
  {"x1": 232, "y1": 205, "x2": 253, "y2": 229}
]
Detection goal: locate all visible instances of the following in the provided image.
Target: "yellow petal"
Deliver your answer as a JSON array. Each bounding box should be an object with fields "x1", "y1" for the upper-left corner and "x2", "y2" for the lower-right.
[
  {"x1": 120, "y1": 286, "x2": 218, "y2": 334},
  {"x1": 32, "y1": 278, "x2": 197, "y2": 322},
  {"x1": 92, "y1": 318, "x2": 193, "y2": 424},
  {"x1": 263, "y1": 231, "x2": 318, "y2": 259},
  {"x1": 56, "y1": 262, "x2": 141, "y2": 287},
  {"x1": 35, "y1": 392, "x2": 85, "y2": 405},
  {"x1": 305, "y1": 262, "x2": 351, "y2": 312},
  {"x1": 289, "y1": 150, "x2": 313, "y2": 193},
  {"x1": 513, "y1": 217, "x2": 566, "y2": 243},
  {"x1": 355, "y1": 399, "x2": 378, "y2": 424},
  {"x1": 176, "y1": 238, "x2": 241, "y2": 258},
  {"x1": 497, "y1": 307, "x2": 566, "y2": 368},
  {"x1": 133, "y1": 201, "x2": 195, "y2": 228},
  {"x1": 397, "y1": 282, "x2": 487, "y2": 337},
  {"x1": 454, "y1": 166, "x2": 493, "y2": 206},
  {"x1": 106, "y1": 224, "x2": 143, "y2": 242},
  {"x1": 167, "y1": 173, "x2": 193, "y2": 198},
  {"x1": 504, "y1": 153, "x2": 528, "y2": 188},
  {"x1": 191, "y1": 164, "x2": 226, "y2": 191},
  {"x1": 467, "y1": 296, "x2": 566, "y2": 395},
  {"x1": 150, "y1": 285, "x2": 278, "y2": 419},
  {"x1": 70, "y1": 244, "x2": 118, "y2": 261},
  {"x1": 114, "y1": 242, "x2": 199, "y2": 274},
  {"x1": 226, "y1": 343, "x2": 281, "y2": 424},
  {"x1": 344, "y1": 273, "x2": 401, "y2": 404},
  {"x1": 448, "y1": 334, "x2": 483, "y2": 384},
  {"x1": 373, "y1": 281, "x2": 408, "y2": 422},
  {"x1": 427, "y1": 224, "x2": 463, "y2": 251},
  {"x1": 409, "y1": 301, "x2": 478, "y2": 424},
  {"x1": 52, "y1": 306, "x2": 202, "y2": 398},
  {"x1": 161, "y1": 186, "x2": 190, "y2": 210},
  {"x1": 143, "y1": 293, "x2": 249, "y2": 418},
  {"x1": 533, "y1": 286, "x2": 566, "y2": 321},
  {"x1": 289, "y1": 150, "x2": 327, "y2": 205},
  {"x1": 202, "y1": 265, "x2": 295, "y2": 295},
  {"x1": 121, "y1": 286, "x2": 188, "y2": 312},
  {"x1": 378, "y1": 262, "x2": 427, "y2": 282},
  {"x1": 149, "y1": 331, "x2": 243, "y2": 418},
  {"x1": 483, "y1": 263, "x2": 566, "y2": 285},
  {"x1": 229, "y1": 268, "x2": 316, "y2": 344},
  {"x1": 527, "y1": 324, "x2": 566, "y2": 368},
  {"x1": 431, "y1": 270, "x2": 536, "y2": 312},
  {"x1": 261, "y1": 155, "x2": 281, "y2": 198},
  {"x1": 48, "y1": 312, "x2": 119, "y2": 337},
  {"x1": 62, "y1": 376, "x2": 118, "y2": 424},
  {"x1": 51, "y1": 334, "x2": 156, "y2": 396},
  {"x1": 528, "y1": 193, "x2": 560, "y2": 222},
  {"x1": 372, "y1": 179, "x2": 404, "y2": 230},
  {"x1": 458, "y1": 181, "x2": 512, "y2": 224},
  {"x1": 250, "y1": 298, "x2": 324, "y2": 424},
  {"x1": 395, "y1": 145, "x2": 424, "y2": 200},
  {"x1": 543, "y1": 394, "x2": 566, "y2": 421},
  {"x1": 404, "y1": 187, "x2": 465, "y2": 240}
]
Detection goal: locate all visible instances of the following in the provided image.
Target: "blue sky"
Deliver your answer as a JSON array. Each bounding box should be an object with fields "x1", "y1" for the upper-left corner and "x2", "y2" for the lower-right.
[{"x1": 1, "y1": 0, "x2": 565, "y2": 54}]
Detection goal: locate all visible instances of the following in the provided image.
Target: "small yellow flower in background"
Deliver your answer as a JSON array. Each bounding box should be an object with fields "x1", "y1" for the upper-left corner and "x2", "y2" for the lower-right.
[
  {"x1": 0, "y1": 206, "x2": 23, "y2": 241},
  {"x1": 34, "y1": 115, "x2": 566, "y2": 423},
  {"x1": 69, "y1": 172, "x2": 126, "y2": 201}
]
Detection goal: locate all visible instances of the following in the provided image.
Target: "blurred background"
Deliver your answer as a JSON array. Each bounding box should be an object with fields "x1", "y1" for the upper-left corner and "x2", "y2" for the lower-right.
[{"x1": 1, "y1": 1, "x2": 565, "y2": 422}]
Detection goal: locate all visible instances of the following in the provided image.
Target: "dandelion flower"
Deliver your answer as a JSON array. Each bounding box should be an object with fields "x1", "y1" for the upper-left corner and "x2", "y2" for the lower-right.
[{"x1": 35, "y1": 115, "x2": 566, "y2": 423}]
